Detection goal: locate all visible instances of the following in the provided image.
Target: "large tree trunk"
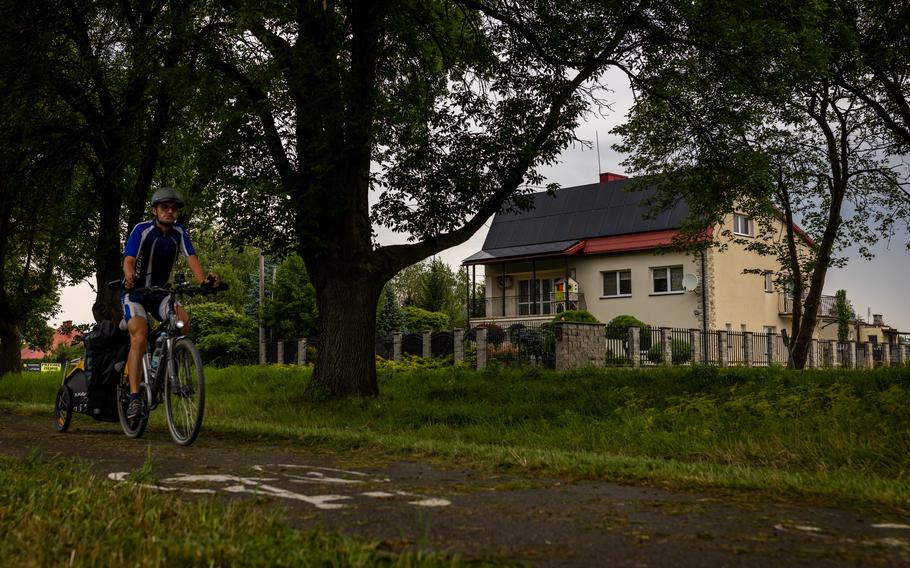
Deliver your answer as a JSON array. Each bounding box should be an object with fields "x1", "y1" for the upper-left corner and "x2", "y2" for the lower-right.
[
  {"x1": 310, "y1": 271, "x2": 382, "y2": 397},
  {"x1": 0, "y1": 318, "x2": 21, "y2": 376}
]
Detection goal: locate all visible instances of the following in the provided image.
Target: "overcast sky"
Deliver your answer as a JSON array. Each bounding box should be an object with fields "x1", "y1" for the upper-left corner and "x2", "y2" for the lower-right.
[{"x1": 53, "y1": 68, "x2": 910, "y2": 331}]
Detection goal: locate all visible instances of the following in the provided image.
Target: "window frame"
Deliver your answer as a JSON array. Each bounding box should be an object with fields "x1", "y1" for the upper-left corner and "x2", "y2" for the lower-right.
[
  {"x1": 733, "y1": 213, "x2": 754, "y2": 237},
  {"x1": 650, "y1": 265, "x2": 685, "y2": 295},
  {"x1": 600, "y1": 269, "x2": 632, "y2": 298},
  {"x1": 763, "y1": 273, "x2": 774, "y2": 293}
]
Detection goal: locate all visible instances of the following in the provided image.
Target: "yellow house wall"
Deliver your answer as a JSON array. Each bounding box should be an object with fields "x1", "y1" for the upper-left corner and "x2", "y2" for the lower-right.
[{"x1": 574, "y1": 252, "x2": 702, "y2": 328}]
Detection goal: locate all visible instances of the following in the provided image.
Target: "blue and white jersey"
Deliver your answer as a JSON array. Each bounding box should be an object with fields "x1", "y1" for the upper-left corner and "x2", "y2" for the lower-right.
[{"x1": 122, "y1": 220, "x2": 196, "y2": 288}]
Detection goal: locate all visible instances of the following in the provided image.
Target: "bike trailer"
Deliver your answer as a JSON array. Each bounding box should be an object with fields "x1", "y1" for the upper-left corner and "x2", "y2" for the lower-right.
[{"x1": 55, "y1": 320, "x2": 130, "y2": 429}]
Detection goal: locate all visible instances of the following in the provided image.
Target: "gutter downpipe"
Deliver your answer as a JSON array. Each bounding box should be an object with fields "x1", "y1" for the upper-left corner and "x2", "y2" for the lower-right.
[{"x1": 701, "y1": 250, "x2": 708, "y2": 362}]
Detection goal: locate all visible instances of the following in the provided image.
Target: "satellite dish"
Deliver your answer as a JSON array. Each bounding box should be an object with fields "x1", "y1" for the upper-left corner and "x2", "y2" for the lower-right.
[{"x1": 682, "y1": 273, "x2": 699, "y2": 291}]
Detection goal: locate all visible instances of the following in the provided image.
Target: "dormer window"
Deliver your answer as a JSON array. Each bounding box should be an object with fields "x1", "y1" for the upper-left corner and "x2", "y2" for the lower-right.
[{"x1": 733, "y1": 213, "x2": 753, "y2": 237}]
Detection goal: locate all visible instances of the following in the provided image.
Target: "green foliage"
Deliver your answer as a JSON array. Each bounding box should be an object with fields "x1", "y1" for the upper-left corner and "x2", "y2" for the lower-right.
[
  {"x1": 392, "y1": 259, "x2": 466, "y2": 329},
  {"x1": 263, "y1": 254, "x2": 318, "y2": 340},
  {"x1": 648, "y1": 339, "x2": 691, "y2": 364},
  {"x1": 401, "y1": 305, "x2": 450, "y2": 332},
  {"x1": 605, "y1": 315, "x2": 648, "y2": 338},
  {"x1": 376, "y1": 285, "x2": 404, "y2": 338},
  {"x1": 835, "y1": 289, "x2": 850, "y2": 343},
  {"x1": 552, "y1": 310, "x2": 599, "y2": 323},
  {"x1": 375, "y1": 354, "x2": 456, "y2": 372},
  {"x1": 185, "y1": 302, "x2": 257, "y2": 366}
]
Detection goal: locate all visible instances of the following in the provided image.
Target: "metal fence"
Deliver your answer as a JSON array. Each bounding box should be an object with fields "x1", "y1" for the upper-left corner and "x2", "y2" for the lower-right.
[{"x1": 466, "y1": 320, "x2": 556, "y2": 369}]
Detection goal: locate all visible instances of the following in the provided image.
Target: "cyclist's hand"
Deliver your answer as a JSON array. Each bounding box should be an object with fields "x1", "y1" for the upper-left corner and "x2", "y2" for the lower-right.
[
  {"x1": 124, "y1": 273, "x2": 139, "y2": 290},
  {"x1": 202, "y1": 272, "x2": 221, "y2": 289}
]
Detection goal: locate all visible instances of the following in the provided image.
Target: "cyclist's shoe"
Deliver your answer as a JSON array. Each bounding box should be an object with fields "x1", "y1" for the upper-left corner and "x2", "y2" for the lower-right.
[{"x1": 127, "y1": 398, "x2": 142, "y2": 419}]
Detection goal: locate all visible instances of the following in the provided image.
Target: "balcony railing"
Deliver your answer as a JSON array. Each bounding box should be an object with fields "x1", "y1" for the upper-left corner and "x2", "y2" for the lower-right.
[
  {"x1": 779, "y1": 293, "x2": 840, "y2": 317},
  {"x1": 469, "y1": 293, "x2": 586, "y2": 319}
]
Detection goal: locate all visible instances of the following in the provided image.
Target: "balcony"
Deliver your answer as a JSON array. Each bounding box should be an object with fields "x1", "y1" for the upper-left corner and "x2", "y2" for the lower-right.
[
  {"x1": 779, "y1": 293, "x2": 840, "y2": 317},
  {"x1": 469, "y1": 292, "x2": 586, "y2": 320}
]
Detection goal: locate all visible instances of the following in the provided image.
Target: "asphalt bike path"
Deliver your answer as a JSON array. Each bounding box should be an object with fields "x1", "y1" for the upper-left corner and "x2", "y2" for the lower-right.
[{"x1": 1, "y1": 412, "x2": 908, "y2": 567}]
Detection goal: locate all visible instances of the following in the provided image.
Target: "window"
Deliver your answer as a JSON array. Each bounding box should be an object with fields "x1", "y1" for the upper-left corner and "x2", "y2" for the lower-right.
[
  {"x1": 763, "y1": 273, "x2": 773, "y2": 293},
  {"x1": 602, "y1": 270, "x2": 631, "y2": 297},
  {"x1": 518, "y1": 278, "x2": 556, "y2": 315},
  {"x1": 651, "y1": 266, "x2": 684, "y2": 294},
  {"x1": 733, "y1": 213, "x2": 753, "y2": 236}
]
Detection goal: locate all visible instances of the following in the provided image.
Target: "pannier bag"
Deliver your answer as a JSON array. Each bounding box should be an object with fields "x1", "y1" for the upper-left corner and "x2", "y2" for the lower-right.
[{"x1": 82, "y1": 320, "x2": 130, "y2": 389}]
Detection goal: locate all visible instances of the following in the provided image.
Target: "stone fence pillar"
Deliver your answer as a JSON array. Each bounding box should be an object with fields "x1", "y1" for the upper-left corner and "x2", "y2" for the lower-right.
[
  {"x1": 297, "y1": 338, "x2": 307, "y2": 365},
  {"x1": 423, "y1": 331, "x2": 432, "y2": 358},
  {"x1": 768, "y1": 333, "x2": 779, "y2": 365},
  {"x1": 718, "y1": 331, "x2": 729, "y2": 367},
  {"x1": 476, "y1": 328, "x2": 488, "y2": 370},
  {"x1": 660, "y1": 328, "x2": 672, "y2": 365},
  {"x1": 555, "y1": 322, "x2": 606, "y2": 371},
  {"x1": 392, "y1": 332, "x2": 402, "y2": 362},
  {"x1": 827, "y1": 340, "x2": 838, "y2": 368},
  {"x1": 453, "y1": 328, "x2": 464, "y2": 365},
  {"x1": 742, "y1": 332, "x2": 753, "y2": 367},
  {"x1": 863, "y1": 342, "x2": 874, "y2": 369},
  {"x1": 897, "y1": 343, "x2": 907, "y2": 366},
  {"x1": 807, "y1": 339, "x2": 818, "y2": 369},
  {"x1": 689, "y1": 330, "x2": 701, "y2": 365},
  {"x1": 881, "y1": 343, "x2": 890, "y2": 368},
  {"x1": 629, "y1": 327, "x2": 640, "y2": 368},
  {"x1": 846, "y1": 341, "x2": 857, "y2": 369}
]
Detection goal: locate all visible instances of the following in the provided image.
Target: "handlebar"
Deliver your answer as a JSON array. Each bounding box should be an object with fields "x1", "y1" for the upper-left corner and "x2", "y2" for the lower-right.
[{"x1": 107, "y1": 280, "x2": 228, "y2": 295}]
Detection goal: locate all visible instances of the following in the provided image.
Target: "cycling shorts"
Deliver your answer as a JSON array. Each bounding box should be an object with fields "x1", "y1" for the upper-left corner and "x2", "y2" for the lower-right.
[{"x1": 122, "y1": 291, "x2": 173, "y2": 323}]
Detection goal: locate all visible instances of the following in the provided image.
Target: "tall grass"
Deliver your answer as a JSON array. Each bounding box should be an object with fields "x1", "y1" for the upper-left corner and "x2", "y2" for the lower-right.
[{"x1": 3, "y1": 364, "x2": 909, "y2": 510}]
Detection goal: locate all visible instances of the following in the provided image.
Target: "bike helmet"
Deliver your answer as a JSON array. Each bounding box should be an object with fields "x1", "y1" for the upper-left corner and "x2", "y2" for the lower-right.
[{"x1": 150, "y1": 187, "x2": 185, "y2": 208}]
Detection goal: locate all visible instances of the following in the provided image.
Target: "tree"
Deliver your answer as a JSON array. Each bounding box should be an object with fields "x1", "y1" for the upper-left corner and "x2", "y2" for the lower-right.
[
  {"x1": 204, "y1": 1, "x2": 658, "y2": 395},
  {"x1": 612, "y1": 0, "x2": 906, "y2": 368},
  {"x1": 835, "y1": 289, "x2": 851, "y2": 343},
  {"x1": 375, "y1": 285, "x2": 404, "y2": 338},
  {"x1": 46, "y1": 0, "x2": 203, "y2": 321},
  {"x1": 833, "y1": 0, "x2": 910, "y2": 161},
  {"x1": 262, "y1": 255, "x2": 318, "y2": 341},
  {"x1": 0, "y1": 1, "x2": 93, "y2": 375}
]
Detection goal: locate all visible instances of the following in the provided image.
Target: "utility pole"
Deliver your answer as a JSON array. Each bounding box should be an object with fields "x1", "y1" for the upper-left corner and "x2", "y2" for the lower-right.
[{"x1": 259, "y1": 252, "x2": 266, "y2": 365}]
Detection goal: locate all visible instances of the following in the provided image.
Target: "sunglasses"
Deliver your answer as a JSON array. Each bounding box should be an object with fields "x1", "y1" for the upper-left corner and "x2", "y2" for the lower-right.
[{"x1": 157, "y1": 203, "x2": 181, "y2": 212}]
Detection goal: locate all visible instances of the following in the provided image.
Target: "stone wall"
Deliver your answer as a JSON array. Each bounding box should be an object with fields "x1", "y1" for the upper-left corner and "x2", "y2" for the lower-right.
[{"x1": 554, "y1": 322, "x2": 606, "y2": 371}]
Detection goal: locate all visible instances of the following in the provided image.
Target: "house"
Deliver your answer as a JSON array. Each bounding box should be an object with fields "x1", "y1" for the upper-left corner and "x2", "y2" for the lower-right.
[{"x1": 463, "y1": 173, "x2": 846, "y2": 339}]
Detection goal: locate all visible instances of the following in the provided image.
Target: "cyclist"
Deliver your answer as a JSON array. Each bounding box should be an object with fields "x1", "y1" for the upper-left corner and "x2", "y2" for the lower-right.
[{"x1": 121, "y1": 187, "x2": 220, "y2": 419}]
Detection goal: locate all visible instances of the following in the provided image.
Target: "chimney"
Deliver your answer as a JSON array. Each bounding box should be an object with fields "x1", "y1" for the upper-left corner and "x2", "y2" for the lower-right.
[
  {"x1": 873, "y1": 314, "x2": 884, "y2": 326},
  {"x1": 599, "y1": 172, "x2": 628, "y2": 184}
]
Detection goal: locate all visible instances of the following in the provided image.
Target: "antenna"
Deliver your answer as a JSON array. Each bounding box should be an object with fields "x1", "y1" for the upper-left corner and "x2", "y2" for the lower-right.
[{"x1": 595, "y1": 131, "x2": 602, "y2": 176}]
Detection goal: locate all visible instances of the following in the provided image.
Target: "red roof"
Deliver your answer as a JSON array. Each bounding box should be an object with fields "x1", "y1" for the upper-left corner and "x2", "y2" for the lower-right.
[
  {"x1": 20, "y1": 324, "x2": 79, "y2": 361},
  {"x1": 580, "y1": 229, "x2": 682, "y2": 255}
]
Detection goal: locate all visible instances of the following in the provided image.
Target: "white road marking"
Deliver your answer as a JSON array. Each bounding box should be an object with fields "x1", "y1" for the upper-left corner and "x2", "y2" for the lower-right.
[
  {"x1": 774, "y1": 524, "x2": 823, "y2": 534},
  {"x1": 872, "y1": 523, "x2": 910, "y2": 530},
  {"x1": 107, "y1": 464, "x2": 451, "y2": 510}
]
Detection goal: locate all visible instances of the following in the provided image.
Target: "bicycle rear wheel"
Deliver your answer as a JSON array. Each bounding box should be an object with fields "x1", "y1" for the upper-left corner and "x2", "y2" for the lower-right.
[
  {"x1": 165, "y1": 339, "x2": 205, "y2": 446},
  {"x1": 116, "y1": 381, "x2": 149, "y2": 438}
]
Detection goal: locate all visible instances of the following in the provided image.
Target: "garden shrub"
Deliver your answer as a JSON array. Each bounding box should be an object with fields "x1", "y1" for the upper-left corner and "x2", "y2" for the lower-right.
[
  {"x1": 648, "y1": 339, "x2": 691, "y2": 364},
  {"x1": 401, "y1": 306, "x2": 450, "y2": 332},
  {"x1": 553, "y1": 310, "x2": 599, "y2": 323},
  {"x1": 467, "y1": 322, "x2": 506, "y2": 345},
  {"x1": 607, "y1": 314, "x2": 652, "y2": 349},
  {"x1": 184, "y1": 302, "x2": 257, "y2": 366}
]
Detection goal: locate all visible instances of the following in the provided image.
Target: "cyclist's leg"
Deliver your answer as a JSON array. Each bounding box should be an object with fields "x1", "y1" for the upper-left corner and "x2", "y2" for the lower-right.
[{"x1": 123, "y1": 292, "x2": 150, "y2": 394}]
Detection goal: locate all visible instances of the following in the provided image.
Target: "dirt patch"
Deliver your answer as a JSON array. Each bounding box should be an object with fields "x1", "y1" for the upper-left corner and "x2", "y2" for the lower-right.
[{"x1": 1, "y1": 412, "x2": 908, "y2": 566}]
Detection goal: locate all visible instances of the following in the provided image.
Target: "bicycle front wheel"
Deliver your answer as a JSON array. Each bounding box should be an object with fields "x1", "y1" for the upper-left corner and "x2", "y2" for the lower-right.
[{"x1": 164, "y1": 339, "x2": 205, "y2": 446}]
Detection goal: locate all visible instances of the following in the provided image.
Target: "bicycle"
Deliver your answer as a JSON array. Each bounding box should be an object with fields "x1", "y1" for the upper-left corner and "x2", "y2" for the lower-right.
[{"x1": 108, "y1": 276, "x2": 226, "y2": 446}]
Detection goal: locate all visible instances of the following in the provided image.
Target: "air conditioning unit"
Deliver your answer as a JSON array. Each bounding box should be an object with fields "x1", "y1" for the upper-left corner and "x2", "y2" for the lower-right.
[{"x1": 497, "y1": 275, "x2": 513, "y2": 288}]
